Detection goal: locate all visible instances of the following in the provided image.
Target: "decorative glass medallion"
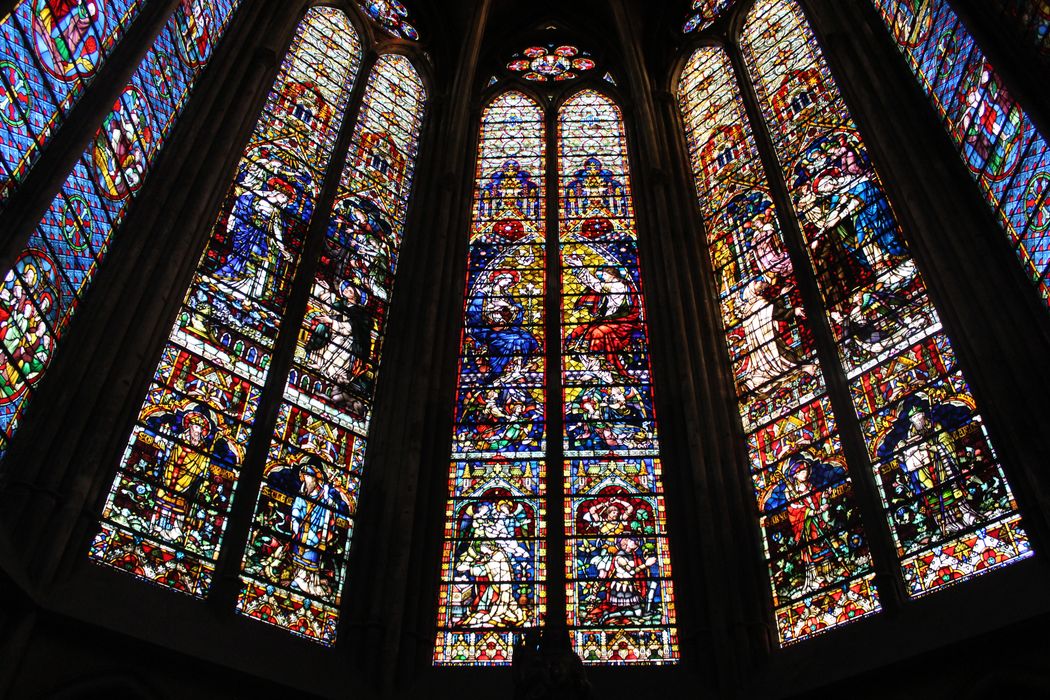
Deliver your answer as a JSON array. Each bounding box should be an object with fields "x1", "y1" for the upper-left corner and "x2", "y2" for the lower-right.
[
  {"x1": 507, "y1": 44, "x2": 597, "y2": 83},
  {"x1": 683, "y1": 0, "x2": 737, "y2": 33},
  {"x1": 355, "y1": 0, "x2": 418, "y2": 41}
]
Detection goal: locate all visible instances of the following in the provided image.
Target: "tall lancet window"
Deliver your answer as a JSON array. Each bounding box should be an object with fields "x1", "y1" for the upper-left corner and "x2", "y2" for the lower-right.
[
  {"x1": 558, "y1": 89, "x2": 678, "y2": 665},
  {"x1": 434, "y1": 84, "x2": 679, "y2": 666},
  {"x1": 90, "y1": 6, "x2": 364, "y2": 597},
  {"x1": 236, "y1": 53, "x2": 427, "y2": 645},
  {"x1": 434, "y1": 90, "x2": 549, "y2": 666},
  {"x1": 677, "y1": 47, "x2": 881, "y2": 644},
  {"x1": 678, "y1": 0, "x2": 1032, "y2": 646},
  {"x1": 0, "y1": 0, "x2": 243, "y2": 461},
  {"x1": 872, "y1": 0, "x2": 1050, "y2": 306}
]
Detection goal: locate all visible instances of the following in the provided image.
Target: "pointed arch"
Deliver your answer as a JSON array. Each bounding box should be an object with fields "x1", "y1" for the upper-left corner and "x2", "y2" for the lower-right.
[
  {"x1": 740, "y1": 0, "x2": 1031, "y2": 604},
  {"x1": 234, "y1": 52, "x2": 427, "y2": 644},
  {"x1": 675, "y1": 45, "x2": 882, "y2": 644},
  {"x1": 556, "y1": 88, "x2": 679, "y2": 664},
  {"x1": 434, "y1": 89, "x2": 548, "y2": 666},
  {"x1": 89, "y1": 6, "x2": 364, "y2": 597}
]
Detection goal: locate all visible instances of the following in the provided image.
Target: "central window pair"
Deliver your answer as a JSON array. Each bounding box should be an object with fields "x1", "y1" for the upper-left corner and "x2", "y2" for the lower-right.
[{"x1": 433, "y1": 90, "x2": 680, "y2": 666}]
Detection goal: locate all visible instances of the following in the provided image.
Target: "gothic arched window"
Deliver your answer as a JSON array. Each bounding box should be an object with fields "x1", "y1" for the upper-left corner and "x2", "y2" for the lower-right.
[
  {"x1": 88, "y1": 5, "x2": 429, "y2": 646},
  {"x1": 434, "y1": 82, "x2": 679, "y2": 666},
  {"x1": 0, "y1": 0, "x2": 243, "y2": 460},
  {"x1": 677, "y1": 0, "x2": 1031, "y2": 645},
  {"x1": 872, "y1": 0, "x2": 1050, "y2": 307}
]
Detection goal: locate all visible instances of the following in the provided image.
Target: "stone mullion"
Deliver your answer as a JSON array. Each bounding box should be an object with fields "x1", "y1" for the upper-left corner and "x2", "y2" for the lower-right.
[
  {"x1": 342, "y1": 0, "x2": 496, "y2": 689},
  {"x1": 0, "y1": 0, "x2": 184, "y2": 273},
  {"x1": 804, "y1": 0, "x2": 1050, "y2": 559},
  {"x1": 1, "y1": 0, "x2": 284, "y2": 585},
  {"x1": 724, "y1": 33, "x2": 908, "y2": 612},
  {"x1": 611, "y1": 0, "x2": 773, "y2": 687}
]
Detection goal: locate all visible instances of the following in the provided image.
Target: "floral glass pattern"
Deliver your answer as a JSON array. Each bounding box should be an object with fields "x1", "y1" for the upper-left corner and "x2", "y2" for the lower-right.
[
  {"x1": 872, "y1": 0, "x2": 1050, "y2": 306},
  {"x1": 235, "y1": 54, "x2": 425, "y2": 645},
  {"x1": 0, "y1": 0, "x2": 241, "y2": 461},
  {"x1": 89, "y1": 7, "x2": 362, "y2": 596},
  {"x1": 741, "y1": 0, "x2": 1031, "y2": 600},
  {"x1": 507, "y1": 44, "x2": 596, "y2": 83},
  {"x1": 434, "y1": 91, "x2": 548, "y2": 666},
  {"x1": 559, "y1": 89, "x2": 679, "y2": 664},
  {"x1": 677, "y1": 46, "x2": 881, "y2": 644}
]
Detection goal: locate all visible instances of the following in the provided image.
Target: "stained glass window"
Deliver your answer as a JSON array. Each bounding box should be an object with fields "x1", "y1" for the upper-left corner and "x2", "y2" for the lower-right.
[
  {"x1": 506, "y1": 44, "x2": 597, "y2": 83},
  {"x1": 0, "y1": 0, "x2": 147, "y2": 205},
  {"x1": 89, "y1": 7, "x2": 362, "y2": 596},
  {"x1": 872, "y1": 0, "x2": 1050, "y2": 305},
  {"x1": 355, "y1": 0, "x2": 417, "y2": 41},
  {"x1": 434, "y1": 90, "x2": 548, "y2": 666},
  {"x1": 236, "y1": 53, "x2": 426, "y2": 645},
  {"x1": 559, "y1": 89, "x2": 678, "y2": 665},
  {"x1": 434, "y1": 87, "x2": 679, "y2": 666},
  {"x1": 683, "y1": 0, "x2": 737, "y2": 33},
  {"x1": 677, "y1": 47, "x2": 881, "y2": 644},
  {"x1": 0, "y1": 0, "x2": 241, "y2": 462},
  {"x1": 741, "y1": 0, "x2": 1031, "y2": 599}
]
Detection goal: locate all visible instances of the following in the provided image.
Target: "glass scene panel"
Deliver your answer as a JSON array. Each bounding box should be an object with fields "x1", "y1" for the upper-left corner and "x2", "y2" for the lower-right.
[
  {"x1": 741, "y1": 0, "x2": 1031, "y2": 599},
  {"x1": 677, "y1": 46, "x2": 882, "y2": 644},
  {"x1": 433, "y1": 91, "x2": 548, "y2": 666},
  {"x1": 89, "y1": 7, "x2": 362, "y2": 596},
  {"x1": 0, "y1": 0, "x2": 240, "y2": 462},
  {"x1": 558, "y1": 89, "x2": 679, "y2": 664},
  {"x1": 236, "y1": 54, "x2": 426, "y2": 645},
  {"x1": 0, "y1": 0, "x2": 148, "y2": 205},
  {"x1": 872, "y1": 0, "x2": 1050, "y2": 306}
]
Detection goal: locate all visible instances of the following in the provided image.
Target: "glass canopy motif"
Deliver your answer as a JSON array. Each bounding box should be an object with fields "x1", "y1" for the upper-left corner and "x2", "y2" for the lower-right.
[
  {"x1": 873, "y1": 0, "x2": 1050, "y2": 307},
  {"x1": 741, "y1": 0, "x2": 1030, "y2": 603},
  {"x1": 677, "y1": 46, "x2": 881, "y2": 644},
  {"x1": 0, "y1": 0, "x2": 241, "y2": 462},
  {"x1": 235, "y1": 54, "x2": 426, "y2": 645},
  {"x1": 90, "y1": 7, "x2": 362, "y2": 596},
  {"x1": 559, "y1": 89, "x2": 678, "y2": 665},
  {"x1": 507, "y1": 44, "x2": 596, "y2": 83}
]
